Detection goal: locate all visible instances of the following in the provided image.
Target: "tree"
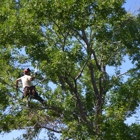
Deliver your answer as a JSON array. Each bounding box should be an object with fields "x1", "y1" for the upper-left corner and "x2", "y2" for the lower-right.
[{"x1": 0, "y1": 0, "x2": 140, "y2": 139}]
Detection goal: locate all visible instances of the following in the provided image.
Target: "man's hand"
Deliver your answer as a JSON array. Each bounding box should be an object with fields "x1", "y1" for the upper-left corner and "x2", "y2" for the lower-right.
[{"x1": 30, "y1": 73, "x2": 37, "y2": 81}]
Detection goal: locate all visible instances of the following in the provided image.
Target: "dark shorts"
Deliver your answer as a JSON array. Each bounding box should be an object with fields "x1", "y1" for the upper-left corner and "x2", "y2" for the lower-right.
[
  {"x1": 23, "y1": 86, "x2": 44, "y2": 103},
  {"x1": 23, "y1": 86, "x2": 36, "y2": 97}
]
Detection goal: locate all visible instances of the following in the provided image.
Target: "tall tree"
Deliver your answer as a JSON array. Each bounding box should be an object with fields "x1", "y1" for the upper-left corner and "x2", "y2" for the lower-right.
[{"x1": 0, "y1": 0, "x2": 140, "y2": 139}]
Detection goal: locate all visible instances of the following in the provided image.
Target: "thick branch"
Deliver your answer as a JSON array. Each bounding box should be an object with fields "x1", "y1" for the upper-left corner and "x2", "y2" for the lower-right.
[
  {"x1": 74, "y1": 79, "x2": 91, "y2": 126},
  {"x1": 61, "y1": 75, "x2": 75, "y2": 92},
  {"x1": 99, "y1": 77, "x2": 102, "y2": 95},
  {"x1": 58, "y1": 75, "x2": 66, "y2": 91},
  {"x1": 91, "y1": 48, "x2": 101, "y2": 71},
  {"x1": 81, "y1": 29, "x2": 88, "y2": 45},
  {"x1": 71, "y1": 28, "x2": 83, "y2": 40},
  {"x1": 88, "y1": 62, "x2": 99, "y2": 95}
]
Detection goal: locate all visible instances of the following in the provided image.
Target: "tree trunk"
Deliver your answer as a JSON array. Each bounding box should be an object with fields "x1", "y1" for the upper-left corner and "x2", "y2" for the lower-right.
[{"x1": 95, "y1": 93, "x2": 103, "y2": 135}]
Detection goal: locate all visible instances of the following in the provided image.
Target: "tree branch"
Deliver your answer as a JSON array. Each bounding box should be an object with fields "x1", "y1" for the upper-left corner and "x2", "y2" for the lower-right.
[
  {"x1": 71, "y1": 28, "x2": 83, "y2": 39},
  {"x1": 61, "y1": 75, "x2": 75, "y2": 92},
  {"x1": 117, "y1": 71, "x2": 128, "y2": 77},
  {"x1": 75, "y1": 57, "x2": 89, "y2": 80},
  {"x1": 81, "y1": 29, "x2": 88, "y2": 45},
  {"x1": 41, "y1": 126, "x2": 62, "y2": 133},
  {"x1": 91, "y1": 48, "x2": 101, "y2": 71},
  {"x1": 74, "y1": 79, "x2": 90, "y2": 125},
  {"x1": 88, "y1": 62, "x2": 99, "y2": 95}
]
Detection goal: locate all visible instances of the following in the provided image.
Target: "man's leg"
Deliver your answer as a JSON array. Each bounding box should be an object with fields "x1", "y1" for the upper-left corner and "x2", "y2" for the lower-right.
[
  {"x1": 22, "y1": 87, "x2": 28, "y2": 99},
  {"x1": 33, "y1": 91, "x2": 44, "y2": 104},
  {"x1": 22, "y1": 87, "x2": 30, "y2": 107}
]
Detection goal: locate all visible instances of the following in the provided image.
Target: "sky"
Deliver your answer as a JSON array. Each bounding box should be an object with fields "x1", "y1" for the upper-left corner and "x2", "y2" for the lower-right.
[
  {"x1": 123, "y1": 0, "x2": 140, "y2": 14},
  {"x1": 0, "y1": 0, "x2": 140, "y2": 140}
]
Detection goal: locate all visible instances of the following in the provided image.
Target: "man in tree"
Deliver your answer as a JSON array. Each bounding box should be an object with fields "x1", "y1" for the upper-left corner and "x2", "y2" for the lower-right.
[{"x1": 16, "y1": 68, "x2": 44, "y2": 104}]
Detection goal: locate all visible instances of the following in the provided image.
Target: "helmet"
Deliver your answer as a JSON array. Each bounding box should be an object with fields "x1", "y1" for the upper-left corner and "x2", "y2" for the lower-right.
[{"x1": 24, "y1": 68, "x2": 31, "y2": 74}]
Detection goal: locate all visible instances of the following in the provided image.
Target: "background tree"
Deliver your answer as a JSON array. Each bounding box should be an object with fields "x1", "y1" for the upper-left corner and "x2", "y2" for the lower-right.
[{"x1": 0, "y1": 0, "x2": 140, "y2": 139}]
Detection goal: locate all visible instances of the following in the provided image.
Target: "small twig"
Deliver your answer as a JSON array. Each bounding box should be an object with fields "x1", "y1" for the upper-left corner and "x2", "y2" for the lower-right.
[{"x1": 117, "y1": 71, "x2": 128, "y2": 77}]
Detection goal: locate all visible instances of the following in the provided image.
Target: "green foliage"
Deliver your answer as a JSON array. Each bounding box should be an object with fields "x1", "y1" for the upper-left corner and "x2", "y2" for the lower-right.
[{"x1": 0, "y1": 0, "x2": 140, "y2": 139}]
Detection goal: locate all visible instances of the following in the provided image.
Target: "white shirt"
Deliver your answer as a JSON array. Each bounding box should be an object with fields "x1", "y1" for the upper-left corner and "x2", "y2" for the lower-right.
[{"x1": 17, "y1": 75, "x2": 32, "y2": 88}]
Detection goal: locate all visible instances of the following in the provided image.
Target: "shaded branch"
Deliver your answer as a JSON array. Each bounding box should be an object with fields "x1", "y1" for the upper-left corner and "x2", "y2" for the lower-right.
[
  {"x1": 91, "y1": 48, "x2": 101, "y2": 71},
  {"x1": 61, "y1": 75, "x2": 75, "y2": 92},
  {"x1": 39, "y1": 125, "x2": 62, "y2": 133},
  {"x1": 81, "y1": 29, "x2": 88, "y2": 45},
  {"x1": 71, "y1": 28, "x2": 83, "y2": 40},
  {"x1": 88, "y1": 62, "x2": 99, "y2": 95},
  {"x1": 74, "y1": 80, "x2": 86, "y2": 121},
  {"x1": 75, "y1": 57, "x2": 89, "y2": 80}
]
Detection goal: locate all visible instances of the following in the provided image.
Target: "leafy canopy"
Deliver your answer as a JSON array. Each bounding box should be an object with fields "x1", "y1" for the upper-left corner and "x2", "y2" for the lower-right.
[{"x1": 0, "y1": 0, "x2": 140, "y2": 139}]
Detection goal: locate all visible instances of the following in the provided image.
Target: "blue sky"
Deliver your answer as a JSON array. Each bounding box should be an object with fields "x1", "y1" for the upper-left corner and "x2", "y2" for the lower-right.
[
  {"x1": 0, "y1": 0, "x2": 140, "y2": 140},
  {"x1": 123, "y1": 0, "x2": 140, "y2": 14}
]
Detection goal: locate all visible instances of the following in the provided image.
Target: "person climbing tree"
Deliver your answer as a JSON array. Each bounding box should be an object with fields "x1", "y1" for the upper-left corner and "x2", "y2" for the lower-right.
[{"x1": 16, "y1": 68, "x2": 44, "y2": 104}]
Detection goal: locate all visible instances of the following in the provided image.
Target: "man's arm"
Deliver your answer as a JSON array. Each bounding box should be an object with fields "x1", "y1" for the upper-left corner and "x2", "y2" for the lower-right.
[
  {"x1": 30, "y1": 73, "x2": 37, "y2": 81},
  {"x1": 16, "y1": 78, "x2": 21, "y2": 88}
]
